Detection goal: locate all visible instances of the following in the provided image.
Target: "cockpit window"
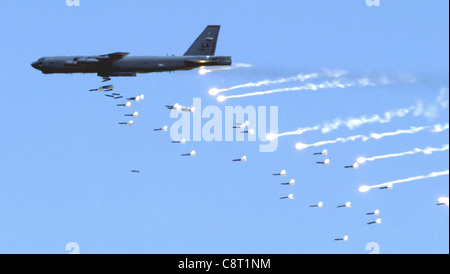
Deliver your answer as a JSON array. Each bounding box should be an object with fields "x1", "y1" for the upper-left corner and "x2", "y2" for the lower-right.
[{"x1": 36, "y1": 58, "x2": 46, "y2": 65}]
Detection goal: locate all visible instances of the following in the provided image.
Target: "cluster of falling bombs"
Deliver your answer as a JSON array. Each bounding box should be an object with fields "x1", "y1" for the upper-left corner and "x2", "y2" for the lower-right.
[
  {"x1": 274, "y1": 148, "x2": 383, "y2": 243},
  {"x1": 89, "y1": 84, "x2": 145, "y2": 127},
  {"x1": 117, "y1": 94, "x2": 146, "y2": 126},
  {"x1": 169, "y1": 120, "x2": 256, "y2": 160}
]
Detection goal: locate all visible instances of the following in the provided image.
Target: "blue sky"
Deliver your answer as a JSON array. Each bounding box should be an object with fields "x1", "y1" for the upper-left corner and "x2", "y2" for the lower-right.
[{"x1": 0, "y1": 0, "x2": 448, "y2": 254}]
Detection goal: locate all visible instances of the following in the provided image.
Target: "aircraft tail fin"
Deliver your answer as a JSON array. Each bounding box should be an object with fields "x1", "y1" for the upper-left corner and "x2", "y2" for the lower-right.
[{"x1": 184, "y1": 25, "x2": 220, "y2": 56}]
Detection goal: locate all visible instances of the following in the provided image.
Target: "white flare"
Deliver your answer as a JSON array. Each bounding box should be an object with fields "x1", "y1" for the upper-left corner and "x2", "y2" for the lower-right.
[
  {"x1": 209, "y1": 88, "x2": 220, "y2": 96},
  {"x1": 217, "y1": 95, "x2": 227, "y2": 103},
  {"x1": 359, "y1": 185, "x2": 371, "y2": 193},
  {"x1": 199, "y1": 68, "x2": 208, "y2": 75}
]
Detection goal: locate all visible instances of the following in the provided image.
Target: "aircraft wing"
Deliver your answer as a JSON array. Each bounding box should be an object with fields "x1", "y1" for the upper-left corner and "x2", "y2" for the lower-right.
[
  {"x1": 96, "y1": 52, "x2": 130, "y2": 62},
  {"x1": 64, "y1": 52, "x2": 129, "y2": 68}
]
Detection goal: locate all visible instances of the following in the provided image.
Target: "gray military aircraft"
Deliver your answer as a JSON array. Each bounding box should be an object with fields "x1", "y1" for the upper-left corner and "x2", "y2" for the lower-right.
[{"x1": 31, "y1": 25, "x2": 231, "y2": 82}]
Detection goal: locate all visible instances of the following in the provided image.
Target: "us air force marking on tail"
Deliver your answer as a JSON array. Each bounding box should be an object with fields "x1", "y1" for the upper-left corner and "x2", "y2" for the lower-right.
[{"x1": 31, "y1": 26, "x2": 231, "y2": 82}]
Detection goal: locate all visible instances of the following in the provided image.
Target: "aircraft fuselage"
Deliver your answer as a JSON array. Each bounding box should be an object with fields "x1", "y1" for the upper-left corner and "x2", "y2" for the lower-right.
[
  {"x1": 31, "y1": 25, "x2": 232, "y2": 79},
  {"x1": 32, "y1": 55, "x2": 232, "y2": 77}
]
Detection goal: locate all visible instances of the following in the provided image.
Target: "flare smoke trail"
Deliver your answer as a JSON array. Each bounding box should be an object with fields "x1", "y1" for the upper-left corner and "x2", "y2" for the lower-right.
[
  {"x1": 357, "y1": 144, "x2": 449, "y2": 165},
  {"x1": 267, "y1": 126, "x2": 320, "y2": 140},
  {"x1": 216, "y1": 76, "x2": 388, "y2": 102},
  {"x1": 295, "y1": 123, "x2": 449, "y2": 151},
  {"x1": 210, "y1": 72, "x2": 320, "y2": 96},
  {"x1": 359, "y1": 170, "x2": 449, "y2": 192},
  {"x1": 199, "y1": 63, "x2": 253, "y2": 75},
  {"x1": 267, "y1": 105, "x2": 421, "y2": 140},
  {"x1": 209, "y1": 68, "x2": 349, "y2": 96},
  {"x1": 268, "y1": 88, "x2": 449, "y2": 140},
  {"x1": 321, "y1": 107, "x2": 414, "y2": 134}
]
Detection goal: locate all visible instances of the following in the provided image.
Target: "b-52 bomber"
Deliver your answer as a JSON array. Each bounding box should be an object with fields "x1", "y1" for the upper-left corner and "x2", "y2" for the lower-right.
[{"x1": 31, "y1": 26, "x2": 231, "y2": 82}]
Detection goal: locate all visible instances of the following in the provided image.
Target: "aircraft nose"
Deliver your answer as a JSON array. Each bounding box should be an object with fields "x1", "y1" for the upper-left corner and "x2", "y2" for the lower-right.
[{"x1": 31, "y1": 62, "x2": 37, "y2": 69}]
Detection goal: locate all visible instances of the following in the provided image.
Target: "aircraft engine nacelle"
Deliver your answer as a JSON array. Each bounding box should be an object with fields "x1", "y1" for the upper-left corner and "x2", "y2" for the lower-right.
[
  {"x1": 77, "y1": 58, "x2": 99, "y2": 65},
  {"x1": 64, "y1": 60, "x2": 78, "y2": 67}
]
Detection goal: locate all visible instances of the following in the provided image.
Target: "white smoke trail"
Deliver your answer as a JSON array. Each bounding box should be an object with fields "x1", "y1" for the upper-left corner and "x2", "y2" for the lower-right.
[
  {"x1": 321, "y1": 68, "x2": 349, "y2": 78},
  {"x1": 357, "y1": 144, "x2": 450, "y2": 165},
  {"x1": 321, "y1": 107, "x2": 414, "y2": 133},
  {"x1": 210, "y1": 72, "x2": 320, "y2": 96},
  {"x1": 268, "y1": 105, "x2": 421, "y2": 140},
  {"x1": 431, "y1": 123, "x2": 449, "y2": 133},
  {"x1": 359, "y1": 170, "x2": 449, "y2": 192},
  {"x1": 209, "y1": 68, "x2": 349, "y2": 96},
  {"x1": 266, "y1": 126, "x2": 320, "y2": 141},
  {"x1": 267, "y1": 87, "x2": 449, "y2": 140},
  {"x1": 199, "y1": 63, "x2": 253, "y2": 75},
  {"x1": 295, "y1": 123, "x2": 449, "y2": 151},
  {"x1": 216, "y1": 76, "x2": 383, "y2": 102}
]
